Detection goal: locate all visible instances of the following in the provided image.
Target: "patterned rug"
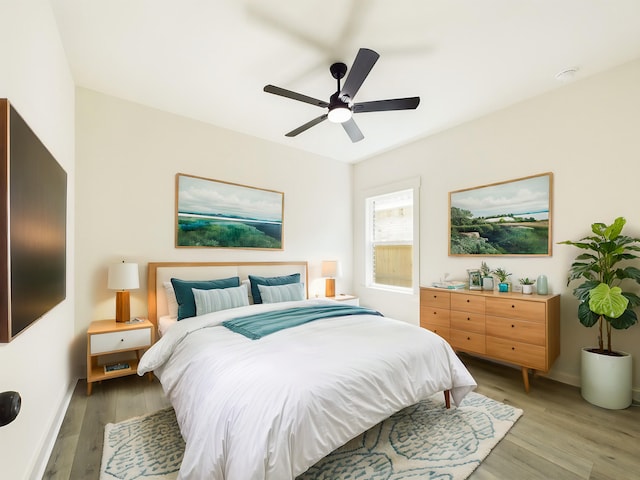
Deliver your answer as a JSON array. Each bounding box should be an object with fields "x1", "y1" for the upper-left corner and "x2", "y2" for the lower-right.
[{"x1": 100, "y1": 392, "x2": 522, "y2": 480}]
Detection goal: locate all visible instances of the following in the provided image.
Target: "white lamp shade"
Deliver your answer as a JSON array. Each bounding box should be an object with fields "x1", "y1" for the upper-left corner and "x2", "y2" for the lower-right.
[
  {"x1": 108, "y1": 262, "x2": 140, "y2": 290},
  {"x1": 321, "y1": 260, "x2": 340, "y2": 278}
]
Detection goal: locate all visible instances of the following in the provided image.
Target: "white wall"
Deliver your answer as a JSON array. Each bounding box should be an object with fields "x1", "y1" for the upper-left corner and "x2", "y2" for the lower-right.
[
  {"x1": 74, "y1": 89, "x2": 354, "y2": 372},
  {"x1": 354, "y1": 58, "x2": 640, "y2": 398},
  {"x1": 0, "y1": 1, "x2": 76, "y2": 478}
]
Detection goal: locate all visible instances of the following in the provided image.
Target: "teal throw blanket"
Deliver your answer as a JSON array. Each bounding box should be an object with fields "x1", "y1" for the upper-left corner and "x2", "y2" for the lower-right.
[{"x1": 223, "y1": 304, "x2": 382, "y2": 340}]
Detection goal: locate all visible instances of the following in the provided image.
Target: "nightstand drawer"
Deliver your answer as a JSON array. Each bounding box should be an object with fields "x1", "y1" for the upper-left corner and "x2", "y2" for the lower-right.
[{"x1": 90, "y1": 328, "x2": 151, "y2": 355}]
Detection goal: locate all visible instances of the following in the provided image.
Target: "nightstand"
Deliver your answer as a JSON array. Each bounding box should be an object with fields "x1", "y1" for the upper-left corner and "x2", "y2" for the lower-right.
[
  {"x1": 86, "y1": 319, "x2": 154, "y2": 395},
  {"x1": 328, "y1": 294, "x2": 359, "y2": 306}
]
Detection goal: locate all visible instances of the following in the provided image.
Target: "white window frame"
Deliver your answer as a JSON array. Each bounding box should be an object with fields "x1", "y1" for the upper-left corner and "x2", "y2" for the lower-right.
[{"x1": 363, "y1": 177, "x2": 420, "y2": 295}]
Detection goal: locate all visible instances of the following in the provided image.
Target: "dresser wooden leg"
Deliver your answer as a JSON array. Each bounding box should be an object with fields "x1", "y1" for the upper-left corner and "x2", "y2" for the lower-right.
[{"x1": 522, "y1": 367, "x2": 531, "y2": 393}]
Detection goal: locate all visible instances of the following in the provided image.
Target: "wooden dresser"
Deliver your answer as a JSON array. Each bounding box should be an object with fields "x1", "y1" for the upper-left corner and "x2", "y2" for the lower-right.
[{"x1": 420, "y1": 287, "x2": 560, "y2": 392}]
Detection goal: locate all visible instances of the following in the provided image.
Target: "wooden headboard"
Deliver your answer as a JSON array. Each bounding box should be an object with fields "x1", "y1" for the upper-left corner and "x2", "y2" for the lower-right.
[{"x1": 147, "y1": 261, "x2": 309, "y2": 328}]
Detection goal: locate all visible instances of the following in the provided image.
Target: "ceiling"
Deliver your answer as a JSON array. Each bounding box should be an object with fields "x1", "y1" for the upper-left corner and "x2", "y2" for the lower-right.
[{"x1": 50, "y1": 0, "x2": 640, "y2": 163}]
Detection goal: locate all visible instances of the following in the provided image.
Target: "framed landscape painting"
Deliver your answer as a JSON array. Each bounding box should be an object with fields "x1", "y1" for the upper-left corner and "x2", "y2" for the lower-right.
[
  {"x1": 449, "y1": 172, "x2": 552, "y2": 256},
  {"x1": 176, "y1": 173, "x2": 284, "y2": 250}
]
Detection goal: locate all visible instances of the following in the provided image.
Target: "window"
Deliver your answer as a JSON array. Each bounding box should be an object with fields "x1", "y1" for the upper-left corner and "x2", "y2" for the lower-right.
[{"x1": 365, "y1": 179, "x2": 419, "y2": 293}]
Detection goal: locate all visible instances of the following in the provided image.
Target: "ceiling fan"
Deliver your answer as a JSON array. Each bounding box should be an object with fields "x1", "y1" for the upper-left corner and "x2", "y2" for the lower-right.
[{"x1": 264, "y1": 48, "x2": 420, "y2": 143}]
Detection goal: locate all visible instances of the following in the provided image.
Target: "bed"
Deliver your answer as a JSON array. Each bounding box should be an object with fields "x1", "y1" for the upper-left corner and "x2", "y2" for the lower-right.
[{"x1": 138, "y1": 261, "x2": 477, "y2": 480}]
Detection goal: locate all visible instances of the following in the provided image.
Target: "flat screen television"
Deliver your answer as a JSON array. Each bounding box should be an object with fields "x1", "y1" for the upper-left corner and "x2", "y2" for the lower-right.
[{"x1": 0, "y1": 99, "x2": 67, "y2": 342}]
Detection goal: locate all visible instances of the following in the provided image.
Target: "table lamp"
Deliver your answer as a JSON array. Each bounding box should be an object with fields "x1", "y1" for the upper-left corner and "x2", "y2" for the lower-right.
[
  {"x1": 108, "y1": 261, "x2": 139, "y2": 322},
  {"x1": 321, "y1": 260, "x2": 340, "y2": 298}
]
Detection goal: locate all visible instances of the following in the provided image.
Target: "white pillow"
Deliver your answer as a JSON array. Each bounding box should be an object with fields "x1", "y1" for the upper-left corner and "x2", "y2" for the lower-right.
[
  {"x1": 242, "y1": 279, "x2": 253, "y2": 303},
  {"x1": 257, "y1": 282, "x2": 305, "y2": 304},
  {"x1": 163, "y1": 281, "x2": 179, "y2": 318},
  {"x1": 192, "y1": 284, "x2": 249, "y2": 316}
]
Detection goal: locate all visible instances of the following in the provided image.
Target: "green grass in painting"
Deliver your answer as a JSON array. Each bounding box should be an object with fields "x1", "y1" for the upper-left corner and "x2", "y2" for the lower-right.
[
  {"x1": 450, "y1": 206, "x2": 548, "y2": 254},
  {"x1": 178, "y1": 219, "x2": 281, "y2": 248}
]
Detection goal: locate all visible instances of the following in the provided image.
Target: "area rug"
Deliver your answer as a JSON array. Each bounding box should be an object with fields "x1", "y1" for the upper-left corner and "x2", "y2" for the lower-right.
[{"x1": 100, "y1": 392, "x2": 522, "y2": 480}]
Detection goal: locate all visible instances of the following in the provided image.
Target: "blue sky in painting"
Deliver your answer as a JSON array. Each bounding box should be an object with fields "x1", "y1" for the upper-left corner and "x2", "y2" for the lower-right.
[
  {"x1": 178, "y1": 175, "x2": 282, "y2": 222},
  {"x1": 451, "y1": 175, "x2": 550, "y2": 219}
]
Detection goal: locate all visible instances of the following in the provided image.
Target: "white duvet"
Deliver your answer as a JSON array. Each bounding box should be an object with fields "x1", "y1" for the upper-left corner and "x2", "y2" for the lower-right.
[{"x1": 138, "y1": 299, "x2": 476, "y2": 480}]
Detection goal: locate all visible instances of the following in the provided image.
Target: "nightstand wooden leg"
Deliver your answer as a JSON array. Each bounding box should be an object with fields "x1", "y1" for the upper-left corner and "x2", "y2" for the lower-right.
[
  {"x1": 443, "y1": 390, "x2": 451, "y2": 409},
  {"x1": 522, "y1": 367, "x2": 531, "y2": 393},
  {"x1": 87, "y1": 382, "x2": 92, "y2": 396}
]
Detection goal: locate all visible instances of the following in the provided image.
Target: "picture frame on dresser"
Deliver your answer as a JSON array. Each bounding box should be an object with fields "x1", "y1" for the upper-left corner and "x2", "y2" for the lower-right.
[
  {"x1": 175, "y1": 173, "x2": 284, "y2": 250},
  {"x1": 449, "y1": 172, "x2": 553, "y2": 256}
]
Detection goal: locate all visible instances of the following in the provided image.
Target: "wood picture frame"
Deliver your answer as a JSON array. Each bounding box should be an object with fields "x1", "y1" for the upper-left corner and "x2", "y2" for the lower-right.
[
  {"x1": 449, "y1": 172, "x2": 553, "y2": 256},
  {"x1": 175, "y1": 173, "x2": 284, "y2": 250}
]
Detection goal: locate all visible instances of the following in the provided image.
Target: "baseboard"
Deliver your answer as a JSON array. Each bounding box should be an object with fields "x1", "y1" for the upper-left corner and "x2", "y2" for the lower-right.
[
  {"x1": 546, "y1": 371, "x2": 580, "y2": 388},
  {"x1": 29, "y1": 377, "x2": 78, "y2": 480},
  {"x1": 547, "y1": 371, "x2": 640, "y2": 403}
]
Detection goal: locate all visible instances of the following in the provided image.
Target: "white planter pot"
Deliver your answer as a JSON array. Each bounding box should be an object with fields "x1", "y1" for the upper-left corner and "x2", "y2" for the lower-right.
[
  {"x1": 522, "y1": 284, "x2": 533, "y2": 294},
  {"x1": 581, "y1": 347, "x2": 632, "y2": 409}
]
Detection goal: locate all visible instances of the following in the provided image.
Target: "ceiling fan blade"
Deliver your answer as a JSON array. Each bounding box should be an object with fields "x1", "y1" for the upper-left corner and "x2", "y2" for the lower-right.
[
  {"x1": 264, "y1": 85, "x2": 329, "y2": 108},
  {"x1": 353, "y1": 97, "x2": 420, "y2": 113},
  {"x1": 341, "y1": 118, "x2": 364, "y2": 143},
  {"x1": 340, "y1": 48, "x2": 380, "y2": 101},
  {"x1": 285, "y1": 114, "x2": 328, "y2": 137}
]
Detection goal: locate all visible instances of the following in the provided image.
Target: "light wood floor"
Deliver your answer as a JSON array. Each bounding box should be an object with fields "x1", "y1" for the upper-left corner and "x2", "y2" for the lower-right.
[{"x1": 44, "y1": 354, "x2": 640, "y2": 480}]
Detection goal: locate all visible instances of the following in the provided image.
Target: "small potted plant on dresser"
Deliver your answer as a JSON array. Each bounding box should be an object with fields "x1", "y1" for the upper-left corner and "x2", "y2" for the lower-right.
[
  {"x1": 480, "y1": 261, "x2": 494, "y2": 291},
  {"x1": 492, "y1": 267, "x2": 511, "y2": 292},
  {"x1": 519, "y1": 277, "x2": 535, "y2": 295},
  {"x1": 560, "y1": 217, "x2": 640, "y2": 409}
]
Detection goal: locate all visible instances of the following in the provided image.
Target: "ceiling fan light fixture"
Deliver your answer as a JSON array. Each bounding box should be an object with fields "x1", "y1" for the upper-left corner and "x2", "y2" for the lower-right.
[{"x1": 328, "y1": 105, "x2": 352, "y2": 123}]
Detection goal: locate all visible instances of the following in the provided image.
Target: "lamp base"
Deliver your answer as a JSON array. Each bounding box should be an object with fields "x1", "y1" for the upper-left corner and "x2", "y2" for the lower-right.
[
  {"x1": 325, "y1": 278, "x2": 335, "y2": 298},
  {"x1": 115, "y1": 291, "x2": 130, "y2": 323}
]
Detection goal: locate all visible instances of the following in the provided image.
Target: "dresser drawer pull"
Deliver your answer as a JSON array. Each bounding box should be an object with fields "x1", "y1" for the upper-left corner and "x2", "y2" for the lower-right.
[
  {"x1": 512, "y1": 346, "x2": 516, "y2": 350},
  {"x1": 467, "y1": 317, "x2": 471, "y2": 321},
  {"x1": 466, "y1": 299, "x2": 470, "y2": 303},
  {"x1": 467, "y1": 336, "x2": 471, "y2": 340},
  {"x1": 511, "y1": 324, "x2": 515, "y2": 328},
  {"x1": 511, "y1": 304, "x2": 515, "y2": 309}
]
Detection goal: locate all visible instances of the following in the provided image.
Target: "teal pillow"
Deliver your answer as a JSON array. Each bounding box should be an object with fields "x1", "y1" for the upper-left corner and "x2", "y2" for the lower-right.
[
  {"x1": 249, "y1": 273, "x2": 301, "y2": 304},
  {"x1": 171, "y1": 277, "x2": 240, "y2": 320}
]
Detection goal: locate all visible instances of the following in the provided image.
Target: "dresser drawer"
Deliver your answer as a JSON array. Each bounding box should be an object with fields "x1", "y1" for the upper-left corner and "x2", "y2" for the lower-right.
[
  {"x1": 486, "y1": 336, "x2": 546, "y2": 370},
  {"x1": 420, "y1": 306, "x2": 450, "y2": 327},
  {"x1": 420, "y1": 289, "x2": 451, "y2": 309},
  {"x1": 450, "y1": 329, "x2": 486, "y2": 354},
  {"x1": 486, "y1": 316, "x2": 545, "y2": 346},
  {"x1": 485, "y1": 297, "x2": 545, "y2": 323},
  {"x1": 90, "y1": 327, "x2": 151, "y2": 355},
  {"x1": 450, "y1": 310, "x2": 485, "y2": 334},
  {"x1": 451, "y1": 293, "x2": 486, "y2": 314},
  {"x1": 423, "y1": 325, "x2": 450, "y2": 342}
]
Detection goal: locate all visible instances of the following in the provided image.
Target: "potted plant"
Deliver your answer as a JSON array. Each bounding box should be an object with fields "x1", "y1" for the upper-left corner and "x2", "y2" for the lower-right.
[
  {"x1": 492, "y1": 267, "x2": 511, "y2": 292},
  {"x1": 519, "y1": 277, "x2": 535, "y2": 295},
  {"x1": 480, "y1": 261, "x2": 494, "y2": 291},
  {"x1": 559, "y1": 216, "x2": 640, "y2": 409}
]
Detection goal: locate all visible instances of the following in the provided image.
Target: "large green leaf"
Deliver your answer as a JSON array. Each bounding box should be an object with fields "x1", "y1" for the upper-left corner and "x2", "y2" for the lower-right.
[
  {"x1": 573, "y1": 280, "x2": 600, "y2": 302},
  {"x1": 601, "y1": 217, "x2": 625, "y2": 240},
  {"x1": 589, "y1": 283, "x2": 629, "y2": 318},
  {"x1": 577, "y1": 301, "x2": 600, "y2": 328},
  {"x1": 608, "y1": 308, "x2": 638, "y2": 330}
]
